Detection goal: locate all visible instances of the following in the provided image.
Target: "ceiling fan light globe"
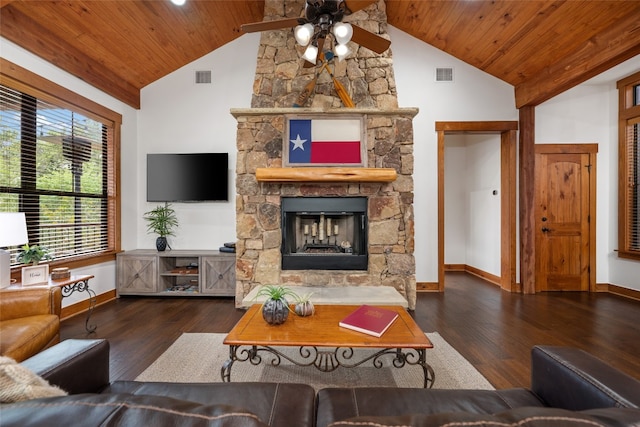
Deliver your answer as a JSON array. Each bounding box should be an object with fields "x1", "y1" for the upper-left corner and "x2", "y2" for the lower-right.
[
  {"x1": 295, "y1": 23, "x2": 314, "y2": 46},
  {"x1": 335, "y1": 43, "x2": 351, "y2": 61},
  {"x1": 302, "y1": 45, "x2": 319, "y2": 63},
  {"x1": 333, "y1": 44, "x2": 351, "y2": 61},
  {"x1": 332, "y1": 22, "x2": 353, "y2": 45}
]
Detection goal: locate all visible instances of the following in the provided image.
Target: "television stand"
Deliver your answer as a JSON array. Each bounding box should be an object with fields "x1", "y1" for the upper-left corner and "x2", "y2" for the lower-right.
[{"x1": 116, "y1": 249, "x2": 235, "y2": 297}]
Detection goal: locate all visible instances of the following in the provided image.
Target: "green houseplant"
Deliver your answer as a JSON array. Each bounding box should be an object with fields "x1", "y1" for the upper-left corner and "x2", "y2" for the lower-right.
[
  {"x1": 17, "y1": 244, "x2": 53, "y2": 265},
  {"x1": 143, "y1": 203, "x2": 178, "y2": 251},
  {"x1": 256, "y1": 285, "x2": 299, "y2": 325}
]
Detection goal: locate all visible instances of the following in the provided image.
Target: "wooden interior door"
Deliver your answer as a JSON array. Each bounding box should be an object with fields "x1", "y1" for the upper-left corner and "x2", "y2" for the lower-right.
[{"x1": 534, "y1": 145, "x2": 597, "y2": 291}]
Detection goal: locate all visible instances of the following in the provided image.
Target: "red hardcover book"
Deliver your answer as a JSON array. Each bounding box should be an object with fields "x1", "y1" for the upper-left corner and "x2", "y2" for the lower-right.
[{"x1": 339, "y1": 305, "x2": 399, "y2": 337}]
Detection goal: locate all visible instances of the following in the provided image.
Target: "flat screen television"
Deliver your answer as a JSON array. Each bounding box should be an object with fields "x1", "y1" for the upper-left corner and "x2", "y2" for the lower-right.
[{"x1": 147, "y1": 153, "x2": 228, "y2": 202}]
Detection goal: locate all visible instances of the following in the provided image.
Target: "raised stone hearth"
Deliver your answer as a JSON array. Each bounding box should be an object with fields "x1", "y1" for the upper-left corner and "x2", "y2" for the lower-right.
[{"x1": 232, "y1": 0, "x2": 418, "y2": 309}]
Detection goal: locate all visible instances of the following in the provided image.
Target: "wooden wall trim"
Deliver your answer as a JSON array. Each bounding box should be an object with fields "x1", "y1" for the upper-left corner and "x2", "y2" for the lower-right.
[
  {"x1": 436, "y1": 121, "x2": 518, "y2": 293},
  {"x1": 519, "y1": 107, "x2": 536, "y2": 294},
  {"x1": 60, "y1": 289, "x2": 117, "y2": 320},
  {"x1": 416, "y1": 282, "x2": 439, "y2": 292},
  {"x1": 607, "y1": 284, "x2": 640, "y2": 301},
  {"x1": 501, "y1": 129, "x2": 518, "y2": 291},
  {"x1": 437, "y1": 129, "x2": 445, "y2": 292}
]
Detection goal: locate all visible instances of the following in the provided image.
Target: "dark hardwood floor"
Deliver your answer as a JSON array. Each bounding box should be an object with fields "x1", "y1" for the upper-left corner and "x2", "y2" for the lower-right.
[{"x1": 60, "y1": 272, "x2": 640, "y2": 389}]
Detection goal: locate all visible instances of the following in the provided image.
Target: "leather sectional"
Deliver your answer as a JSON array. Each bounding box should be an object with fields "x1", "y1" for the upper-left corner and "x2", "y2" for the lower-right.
[{"x1": 2, "y1": 339, "x2": 639, "y2": 426}]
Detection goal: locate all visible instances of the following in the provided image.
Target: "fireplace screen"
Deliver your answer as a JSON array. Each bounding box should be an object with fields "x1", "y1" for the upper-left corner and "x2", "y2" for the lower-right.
[{"x1": 281, "y1": 197, "x2": 368, "y2": 270}]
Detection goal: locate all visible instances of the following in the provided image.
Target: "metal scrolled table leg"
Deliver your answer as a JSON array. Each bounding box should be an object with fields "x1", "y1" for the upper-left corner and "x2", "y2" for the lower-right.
[{"x1": 60, "y1": 279, "x2": 97, "y2": 333}]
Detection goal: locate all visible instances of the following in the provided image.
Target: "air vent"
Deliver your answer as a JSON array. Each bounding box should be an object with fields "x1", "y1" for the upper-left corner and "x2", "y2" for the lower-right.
[
  {"x1": 195, "y1": 70, "x2": 212, "y2": 84},
  {"x1": 435, "y1": 67, "x2": 454, "y2": 82}
]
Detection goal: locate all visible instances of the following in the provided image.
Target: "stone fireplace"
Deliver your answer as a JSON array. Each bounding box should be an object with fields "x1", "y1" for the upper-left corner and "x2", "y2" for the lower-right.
[{"x1": 232, "y1": 0, "x2": 418, "y2": 309}]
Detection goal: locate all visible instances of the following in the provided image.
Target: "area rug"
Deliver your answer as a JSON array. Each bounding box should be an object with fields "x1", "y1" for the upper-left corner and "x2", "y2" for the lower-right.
[{"x1": 136, "y1": 332, "x2": 494, "y2": 390}]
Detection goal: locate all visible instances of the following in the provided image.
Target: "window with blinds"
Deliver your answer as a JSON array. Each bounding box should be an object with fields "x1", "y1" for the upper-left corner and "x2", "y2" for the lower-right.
[
  {"x1": 0, "y1": 82, "x2": 116, "y2": 267},
  {"x1": 617, "y1": 71, "x2": 640, "y2": 260}
]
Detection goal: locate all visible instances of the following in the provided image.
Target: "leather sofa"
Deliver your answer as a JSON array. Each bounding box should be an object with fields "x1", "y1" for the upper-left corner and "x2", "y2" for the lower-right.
[
  {"x1": 2, "y1": 339, "x2": 639, "y2": 426},
  {"x1": 0, "y1": 286, "x2": 62, "y2": 362},
  {"x1": 317, "y1": 345, "x2": 640, "y2": 426},
  {"x1": 2, "y1": 339, "x2": 316, "y2": 427}
]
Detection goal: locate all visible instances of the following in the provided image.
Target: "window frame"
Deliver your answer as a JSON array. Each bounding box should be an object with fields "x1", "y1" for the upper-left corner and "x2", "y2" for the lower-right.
[
  {"x1": 617, "y1": 70, "x2": 640, "y2": 261},
  {"x1": 1, "y1": 58, "x2": 121, "y2": 277}
]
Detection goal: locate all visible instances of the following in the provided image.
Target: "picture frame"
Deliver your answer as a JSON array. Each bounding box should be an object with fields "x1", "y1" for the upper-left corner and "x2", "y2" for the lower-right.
[
  {"x1": 284, "y1": 115, "x2": 366, "y2": 167},
  {"x1": 21, "y1": 264, "x2": 49, "y2": 286}
]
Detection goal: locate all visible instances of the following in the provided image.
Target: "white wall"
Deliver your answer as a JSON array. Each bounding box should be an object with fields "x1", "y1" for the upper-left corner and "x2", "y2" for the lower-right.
[
  {"x1": 388, "y1": 26, "x2": 518, "y2": 282},
  {"x1": 135, "y1": 33, "x2": 260, "y2": 251},
  {"x1": 0, "y1": 37, "x2": 138, "y2": 305},
  {"x1": 444, "y1": 135, "x2": 468, "y2": 264},
  {"x1": 466, "y1": 135, "x2": 501, "y2": 275},
  {"x1": 536, "y1": 57, "x2": 640, "y2": 291}
]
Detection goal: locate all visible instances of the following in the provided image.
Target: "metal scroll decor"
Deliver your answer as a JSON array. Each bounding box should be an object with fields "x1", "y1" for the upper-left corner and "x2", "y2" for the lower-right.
[{"x1": 221, "y1": 345, "x2": 435, "y2": 388}]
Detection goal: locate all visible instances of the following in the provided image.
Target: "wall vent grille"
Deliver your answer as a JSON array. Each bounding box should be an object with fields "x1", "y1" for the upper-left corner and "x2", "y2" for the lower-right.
[
  {"x1": 435, "y1": 67, "x2": 454, "y2": 82},
  {"x1": 195, "y1": 70, "x2": 212, "y2": 84}
]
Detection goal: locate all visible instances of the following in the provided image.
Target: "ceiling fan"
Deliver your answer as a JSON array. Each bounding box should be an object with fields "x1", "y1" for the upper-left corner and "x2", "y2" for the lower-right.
[{"x1": 240, "y1": 0, "x2": 391, "y2": 65}]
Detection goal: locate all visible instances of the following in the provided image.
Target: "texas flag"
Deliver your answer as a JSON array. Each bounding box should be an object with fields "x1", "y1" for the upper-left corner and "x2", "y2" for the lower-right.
[{"x1": 288, "y1": 119, "x2": 362, "y2": 164}]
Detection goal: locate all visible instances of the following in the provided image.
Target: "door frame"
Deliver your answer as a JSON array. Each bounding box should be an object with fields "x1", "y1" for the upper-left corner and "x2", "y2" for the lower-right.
[
  {"x1": 533, "y1": 143, "x2": 598, "y2": 292},
  {"x1": 435, "y1": 121, "x2": 518, "y2": 292}
]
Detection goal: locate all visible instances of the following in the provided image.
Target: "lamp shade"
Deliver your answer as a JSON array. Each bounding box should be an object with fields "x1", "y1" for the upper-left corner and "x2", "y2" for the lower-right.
[
  {"x1": 334, "y1": 43, "x2": 351, "y2": 61},
  {"x1": 302, "y1": 44, "x2": 319, "y2": 63},
  {"x1": 0, "y1": 213, "x2": 28, "y2": 247},
  {"x1": 332, "y1": 22, "x2": 353, "y2": 45},
  {"x1": 295, "y1": 23, "x2": 314, "y2": 46},
  {"x1": 0, "y1": 212, "x2": 29, "y2": 247}
]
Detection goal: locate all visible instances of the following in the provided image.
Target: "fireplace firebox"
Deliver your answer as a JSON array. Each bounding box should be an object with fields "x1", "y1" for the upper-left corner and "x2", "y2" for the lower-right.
[{"x1": 281, "y1": 197, "x2": 368, "y2": 270}]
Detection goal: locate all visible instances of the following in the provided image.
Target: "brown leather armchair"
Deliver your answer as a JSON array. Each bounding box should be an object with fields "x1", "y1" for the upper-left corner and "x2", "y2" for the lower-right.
[{"x1": 0, "y1": 286, "x2": 62, "y2": 362}]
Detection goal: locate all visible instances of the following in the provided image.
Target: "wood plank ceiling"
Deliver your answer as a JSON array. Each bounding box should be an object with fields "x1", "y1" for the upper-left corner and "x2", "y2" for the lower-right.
[{"x1": 1, "y1": 0, "x2": 639, "y2": 109}]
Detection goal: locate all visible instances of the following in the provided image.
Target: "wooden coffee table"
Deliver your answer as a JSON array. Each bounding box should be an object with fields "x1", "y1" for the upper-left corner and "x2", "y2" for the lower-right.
[{"x1": 222, "y1": 304, "x2": 435, "y2": 388}]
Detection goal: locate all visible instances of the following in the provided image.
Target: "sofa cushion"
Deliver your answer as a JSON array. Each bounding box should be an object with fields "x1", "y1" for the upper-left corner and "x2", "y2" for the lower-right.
[
  {"x1": 21, "y1": 339, "x2": 110, "y2": 394},
  {"x1": 326, "y1": 406, "x2": 640, "y2": 427},
  {"x1": 0, "y1": 315, "x2": 60, "y2": 362},
  {"x1": 0, "y1": 355, "x2": 66, "y2": 403},
  {"x1": 0, "y1": 393, "x2": 270, "y2": 427},
  {"x1": 316, "y1": 387, "x2": 544, "y2": 427},
  {"x1": 108, "y1": 381, "x2": 316, "y2": 427}
]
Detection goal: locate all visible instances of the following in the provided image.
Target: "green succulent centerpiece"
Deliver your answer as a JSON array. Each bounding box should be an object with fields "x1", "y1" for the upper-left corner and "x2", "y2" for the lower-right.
[
  {"x1": 256, "y1": 285, "x2": 299, "y2": 325},
  {"x1": 17, "y1": 244, "x2": 53, "y2": 265}
]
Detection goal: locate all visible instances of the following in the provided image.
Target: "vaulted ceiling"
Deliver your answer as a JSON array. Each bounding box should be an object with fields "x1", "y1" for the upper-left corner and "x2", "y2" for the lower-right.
[{"x1": 1, "y1": 0, "x2": 639, "y2": 109}]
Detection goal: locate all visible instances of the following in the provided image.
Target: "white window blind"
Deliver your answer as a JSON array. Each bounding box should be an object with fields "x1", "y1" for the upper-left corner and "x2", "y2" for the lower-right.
[{"x1": 0, "y1": 84, "x2": 113, "y2": 266}]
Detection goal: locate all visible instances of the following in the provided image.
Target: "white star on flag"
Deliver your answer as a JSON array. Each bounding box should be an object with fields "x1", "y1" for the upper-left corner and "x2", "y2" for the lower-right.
[{"x1": 290, "y1": 134, "x2": 307, "y2": 150}]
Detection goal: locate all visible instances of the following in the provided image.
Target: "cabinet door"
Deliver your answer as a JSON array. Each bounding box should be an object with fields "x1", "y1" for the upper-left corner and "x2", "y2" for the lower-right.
[
  {"x1": 117, "y1": 255, "x2": 158, "y2": 294},
  {"x1": 201, "y1": 256, "x2": 235, "y2": 296}
]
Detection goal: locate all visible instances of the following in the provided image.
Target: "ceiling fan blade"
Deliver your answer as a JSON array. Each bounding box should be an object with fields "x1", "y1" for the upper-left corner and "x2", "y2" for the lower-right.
[
  {"x1": 351, "y1": 24, "x2": 391, "y2": 54},
  {"x1": 343, "y1": 0, "x2": 377, "y2": 14},
  {"x1": 241, "y1": 18, "x2": 301, "y2": 33}
]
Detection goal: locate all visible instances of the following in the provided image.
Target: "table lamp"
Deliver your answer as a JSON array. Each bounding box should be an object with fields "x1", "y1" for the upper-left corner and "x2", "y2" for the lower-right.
[{"x1": 0, "y1": 212, "x2": 28, "y2": 288}]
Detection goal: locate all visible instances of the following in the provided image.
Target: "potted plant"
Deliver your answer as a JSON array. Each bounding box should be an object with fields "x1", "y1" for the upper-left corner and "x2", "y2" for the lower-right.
[
  {"x1": 17, "y1": 244, "x2": 53, "y2": 265},
  {"x1": 256, "y1": 285, "x2": 299, "y2": 325},
  {"x1": 143, "y1": 203, "x2": 178, "y2": 251},
  {"x1": 293, "y1": 292, "x2": 315, "y2": 317}
]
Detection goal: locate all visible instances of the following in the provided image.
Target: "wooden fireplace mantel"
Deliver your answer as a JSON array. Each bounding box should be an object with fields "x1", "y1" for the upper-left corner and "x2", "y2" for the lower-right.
[{"x1": 255, "y1": 167, "x2": 397, "y2": 183}]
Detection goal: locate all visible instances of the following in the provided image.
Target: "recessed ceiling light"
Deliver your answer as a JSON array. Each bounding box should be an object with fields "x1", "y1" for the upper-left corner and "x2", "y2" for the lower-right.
[{"x1": 171, "y1": 0, "x2": 186, "y2": 5}]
